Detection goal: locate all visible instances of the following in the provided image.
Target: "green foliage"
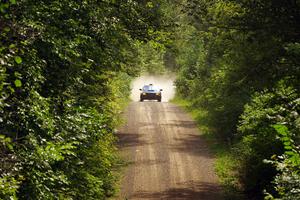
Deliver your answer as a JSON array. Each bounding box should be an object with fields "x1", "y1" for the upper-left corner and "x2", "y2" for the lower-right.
[
  {"x1": 264, "y1": 125, "x2": 300, "y2": 200},
  {"x1": 136, "y1": 41, "x2": 167, "y2": 74},
  {"x1": 0, "y1": 135, "x2": 20, "y2": 200},
  {"x1": 14, "y1": 56, "x2": 22, "y2": 64},
  {"x1": 56, "y1": 107, "x2": 118, "y2": 200},
  {"x1": 235, "y1": 82, "x2": 299, "y2": 198},
  {"x1": 0, "y1": 0, "x2": 167, "y2": 199},
  {"x1": 168, "y1": 0, "x2": 300, "y2": 199}
]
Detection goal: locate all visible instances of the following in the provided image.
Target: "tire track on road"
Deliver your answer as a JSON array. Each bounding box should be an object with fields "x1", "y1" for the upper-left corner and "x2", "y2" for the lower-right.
[{"x1": 116, "y1": 102, "x2": 222, "y2": 200}]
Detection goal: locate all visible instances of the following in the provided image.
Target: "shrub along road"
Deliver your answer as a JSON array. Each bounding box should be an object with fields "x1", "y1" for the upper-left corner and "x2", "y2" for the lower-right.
[{"x1": 116, "y1": 102, "x2": 222, "y2": 200}]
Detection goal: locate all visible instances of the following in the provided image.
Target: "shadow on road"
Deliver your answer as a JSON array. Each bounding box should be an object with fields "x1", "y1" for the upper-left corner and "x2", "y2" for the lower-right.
[
  {"x1": 171, "y1": 134, "x2": 213, "y2": 157},
  {"x1": 131, "y1": 181, "x2": 222, "y2": 200},
  {"x1": 117, "y1": 133, "x2": 145, "y2": 148}
]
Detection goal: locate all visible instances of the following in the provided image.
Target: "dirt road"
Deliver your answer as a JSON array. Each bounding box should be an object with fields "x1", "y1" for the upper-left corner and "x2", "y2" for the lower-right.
[{"x1": 116, "y1": 101, "x2": 222, "y2": 200}]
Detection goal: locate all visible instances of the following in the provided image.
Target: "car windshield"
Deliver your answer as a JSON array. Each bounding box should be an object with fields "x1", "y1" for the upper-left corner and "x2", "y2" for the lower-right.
[{"x1": 143, "y1": 85, "x2": 159, "y2": 92}]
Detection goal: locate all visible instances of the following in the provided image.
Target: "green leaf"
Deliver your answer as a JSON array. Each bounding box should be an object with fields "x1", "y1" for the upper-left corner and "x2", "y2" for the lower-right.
[
  {"x1": 14, "y1": 56, "x2": 22, "y2": 64},
  {"x1": 14, "y1": 71, "x2": 21, "y2": 78},
  {"x1": 10, "y1": 0, "x2": 16, "y2": 4},
  {"x1": 5, "y1": 137, "x2": 11, "y2": 143},
  {"x1": 4, "y1": 27, "x2": 10, "y2": 32},
  {"x1": 283, "y1": 141, "x2": 291, "y2": 146},
  {"x1": 284, "y1": 146, "x2": 293, "y2": 150},
  {"x1": 8, "y1": 85, "x2": 15, "y2": 93},
  {"x1": 282, "y1": 137, "x2": 290, "y2": 142},
  {"x1": 7, "y1": 143, "x2": 13, "y2": 150},
  {"x1": 285, "y1": 151, "x2": 295, "y2": 156},
  {"x1": 273, "y1": 124, "x2": 289, "y2": 136},
  {"x1": 14, "y1": 79, "x2": 22, "y2": 87}
]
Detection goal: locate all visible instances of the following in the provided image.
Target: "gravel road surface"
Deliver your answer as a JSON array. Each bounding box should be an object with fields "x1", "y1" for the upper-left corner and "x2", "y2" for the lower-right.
[{"x1": 116, "y1": 101, "x2": 222, "y2": 200}]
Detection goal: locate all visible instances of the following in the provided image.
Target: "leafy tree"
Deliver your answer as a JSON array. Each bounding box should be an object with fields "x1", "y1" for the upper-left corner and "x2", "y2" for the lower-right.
[
  {"x1": 264, "y1": 125, "x2": 300, "y2": 200},
  {"x1": 0, "y1": 0, "x2": 167, "y2": 199},
  {"x1": 169, "y1": 0, "x2": 300, "y2": 198}
]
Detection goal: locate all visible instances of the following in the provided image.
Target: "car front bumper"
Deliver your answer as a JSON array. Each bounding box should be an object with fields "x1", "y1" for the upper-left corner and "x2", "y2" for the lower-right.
[{"x1": 140, "y1": 93, "x2": 161, "y2": 100}]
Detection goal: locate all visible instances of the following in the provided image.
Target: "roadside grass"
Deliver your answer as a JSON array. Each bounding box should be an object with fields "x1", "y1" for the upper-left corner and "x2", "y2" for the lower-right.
[
  {"x1": 171, "y1": 96, "x2": 245, "y2": 200},
  {"x1": 110, "y1": 96, "x2": 133, "y2": 200},
  {"x1": 109, "y1": 154, "x2": 131, "y2": 200}
]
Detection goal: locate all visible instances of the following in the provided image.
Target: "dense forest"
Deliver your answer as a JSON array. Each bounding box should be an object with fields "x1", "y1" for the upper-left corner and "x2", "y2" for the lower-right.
[
  {"x1": 170, "y1": 0, "x2": 300, "y2": 199},
  {"x1": 0, "y1": 0, "x2": 167, "y2": 199},
  {"x1": 1, "y1": 0, "x2": 299, "y2": 200}
]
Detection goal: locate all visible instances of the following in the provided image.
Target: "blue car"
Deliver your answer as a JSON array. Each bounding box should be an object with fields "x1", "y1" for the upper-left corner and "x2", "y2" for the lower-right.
[{"x1": 140, "y1": 84, "x2": 163, "y2": 102}]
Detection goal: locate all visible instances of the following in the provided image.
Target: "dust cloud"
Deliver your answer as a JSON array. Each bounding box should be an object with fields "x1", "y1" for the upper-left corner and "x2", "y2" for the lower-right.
[{"x1": 130, "y1": 74, "x2": 176, "y2": 102}]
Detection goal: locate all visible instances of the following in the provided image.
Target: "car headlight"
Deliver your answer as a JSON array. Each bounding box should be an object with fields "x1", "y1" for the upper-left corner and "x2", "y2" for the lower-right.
[
  {"x1": 156, "y1": 93, "x2": 161, "y2": 95},
  {"x1": 142, "y1": 93, "x2": 146, "y2": 95}
]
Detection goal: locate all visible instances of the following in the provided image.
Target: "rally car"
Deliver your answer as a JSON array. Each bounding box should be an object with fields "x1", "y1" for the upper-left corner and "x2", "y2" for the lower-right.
[{"x1": 139, "y1": 84, "x2": 163, "y2": 102}]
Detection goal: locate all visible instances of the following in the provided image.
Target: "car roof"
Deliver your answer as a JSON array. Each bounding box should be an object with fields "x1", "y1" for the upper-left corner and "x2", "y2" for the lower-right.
[{"x1": 142, "y1": 84, "x2": 159, "y2": 91}]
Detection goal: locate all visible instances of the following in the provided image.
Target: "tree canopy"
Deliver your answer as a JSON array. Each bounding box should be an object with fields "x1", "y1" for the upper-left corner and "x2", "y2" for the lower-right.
[
  {"x1": 171, "y1": 0, "x2": 300, "y2": 199},
  {"x1": 1, "y1": 0, "x2": 300, "y2": 199},
  {"x1": 0, "y1": 0, "x2": 167, "y2": 199}
]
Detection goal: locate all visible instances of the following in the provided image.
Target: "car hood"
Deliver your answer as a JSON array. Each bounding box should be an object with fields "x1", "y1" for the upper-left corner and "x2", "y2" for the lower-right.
[{"x1": 142, "y1": 90, "x2": 160, "y2": 93}]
